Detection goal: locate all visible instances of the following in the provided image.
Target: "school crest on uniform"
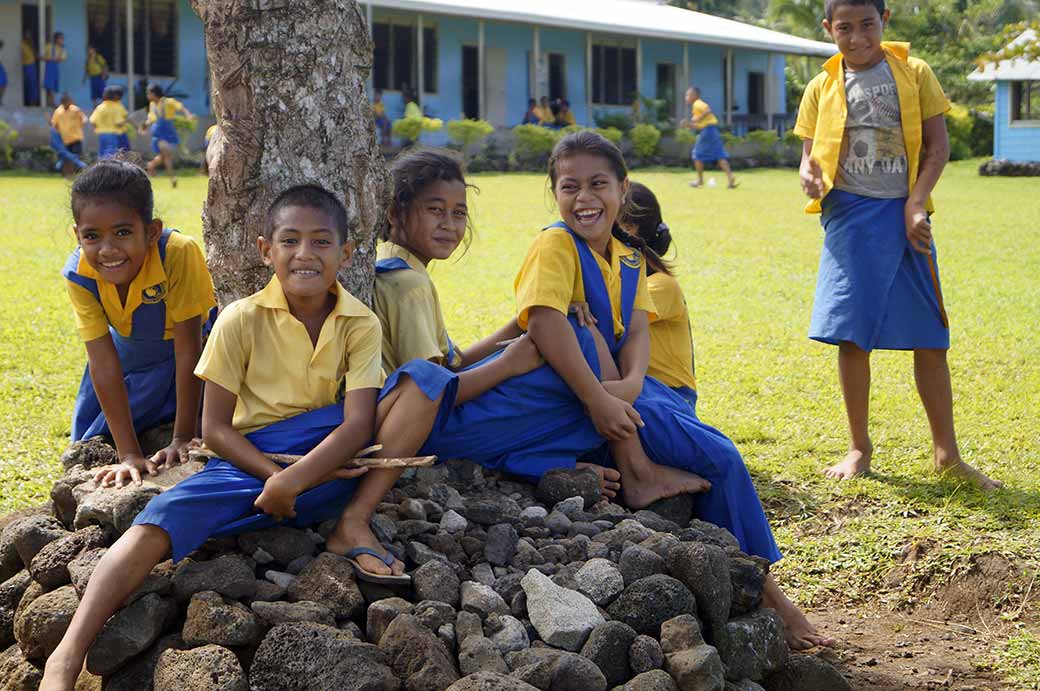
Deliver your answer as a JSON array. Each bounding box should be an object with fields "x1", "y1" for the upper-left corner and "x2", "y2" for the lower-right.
[
  {"x1": 142, "y1": 282, "x2": 168, "y2": 304},
  {"x1": 621, "y1": 250, "x2": 642, "y2": 269}
]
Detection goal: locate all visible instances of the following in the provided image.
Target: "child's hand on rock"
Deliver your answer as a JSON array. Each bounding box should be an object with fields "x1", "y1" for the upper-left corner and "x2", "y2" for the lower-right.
[{"x1": 93, "y1": 453, "x2": 158, "y2": 489}]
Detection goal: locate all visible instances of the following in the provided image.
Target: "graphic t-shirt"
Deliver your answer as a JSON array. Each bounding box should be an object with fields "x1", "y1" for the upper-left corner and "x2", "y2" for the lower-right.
[{"x1": 835, "y1": 60, "x2": 908, "y2": 199}]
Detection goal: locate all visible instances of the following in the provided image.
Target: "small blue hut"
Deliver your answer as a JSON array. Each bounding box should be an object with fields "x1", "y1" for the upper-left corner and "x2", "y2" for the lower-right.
[{"x1": 970, "y1": 29, "x2": 1040, "y2": 163}]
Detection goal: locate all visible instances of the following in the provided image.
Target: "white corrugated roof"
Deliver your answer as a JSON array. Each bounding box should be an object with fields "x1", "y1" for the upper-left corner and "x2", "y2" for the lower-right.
[
  {"x1": 969, "y1": 30, "x2": 1040, "y2": 81},
  {"x1": 368, "y1": 0, "x2": 837, "y2": 56}
]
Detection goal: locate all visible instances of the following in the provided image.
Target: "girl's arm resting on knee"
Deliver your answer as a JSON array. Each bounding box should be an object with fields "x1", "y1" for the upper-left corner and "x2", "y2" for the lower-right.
[
  {"x1": 86, "y1": 335, "x2": 149, "y2": 486},
  {"x1": 527, "y1": 307, "x2": 641, "y2": 440},
  {"x1": 457, "y1": 318, "x2": 524, "y2": 368},
  {"x1": 149, "y1": 316, "x2": 203, "y2": 468},
  {"x1": 201, "y1": 381, "x2": 282, "y2": 481},
  {"x1": 254, "y1": 389, "x2": 375, "y2": 520},
  {"x1": 604, "y1": 310, "x2": 650, "y2": 404}
]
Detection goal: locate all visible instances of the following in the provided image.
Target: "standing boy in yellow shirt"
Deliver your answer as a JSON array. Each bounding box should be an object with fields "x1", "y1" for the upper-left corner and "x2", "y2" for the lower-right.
[
  {"x1": 681, "y1": 87, "x2": 737, "y2": 189},
  {"x1": 795, "y1": 0, "x2": 1000, "y2": 490}
]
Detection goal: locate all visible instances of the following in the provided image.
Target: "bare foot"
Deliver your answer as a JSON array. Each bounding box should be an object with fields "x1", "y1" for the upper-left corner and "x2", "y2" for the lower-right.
[
  {"x1": 325, "y1": 517, "x2": 405, "y2": 577},
  {"x1": 762, "y1": 575, "x2": 837, "y2": 651},
  {"x1": 688, "y1": 180, "x2": 703, "y2": 188},
  {"x1": 39, "y1": 649, "x2": 82, "y2": 691},
  {"x1": 576, "y1": 462, "x2": 622, "y2": 499},
  {"x1": 937, "y1": 459, "x2": 1003, "y2": 491},
  {"x1": 621, "y1": 463, "x2": 711, "y2": 511},
  {"x1": 823, "y1": 447, "x2": 872, "y2": 480}
]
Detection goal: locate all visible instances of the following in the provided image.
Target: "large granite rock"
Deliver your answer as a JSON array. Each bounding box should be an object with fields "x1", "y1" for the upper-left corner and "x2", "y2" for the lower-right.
[{"x1": 522, "y1": 569, "x2": 605, "y2": 651}]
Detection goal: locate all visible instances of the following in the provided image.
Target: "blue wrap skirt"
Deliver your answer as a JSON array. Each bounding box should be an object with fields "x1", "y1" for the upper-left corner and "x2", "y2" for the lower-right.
[
  {"x1": 132, "y1": 404, "x2": 359, "y2": 562},
  {"x1": 692, "y1": 125, "x2": 729, "y2": 163},
  {"x1": 809, "y1": 189, "x2": 949, "y2": 352},
  {"x1": 151, "y1": 119, "x2": 179, "y2": 153},
  {"x1": 98, "y1": 133, "x2": 122, "y2": 159},
  {"x1": 43, "y1": 61, "x2": 60, "y2": 92}
]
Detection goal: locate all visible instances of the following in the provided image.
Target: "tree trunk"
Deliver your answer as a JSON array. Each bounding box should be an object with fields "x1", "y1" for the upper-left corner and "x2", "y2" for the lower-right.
[{"x1": 191, "y1": 0, "x2": 387, "y2": 306}]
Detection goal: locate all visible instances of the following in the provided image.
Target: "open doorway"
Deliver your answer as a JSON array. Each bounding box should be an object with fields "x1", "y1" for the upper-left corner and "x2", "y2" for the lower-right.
[
  {"x1": 747, "y1": 71, "x2": 765, "y2": 116},
  {"x1": 461, "y1": 45, "x2": 479, "y2": 119},
  {"x1": 548, "y1": 53, "x2": 565, "y2": 101},
  {"x1": 656, "y1": 62, "x2": 676, "y2": 121},
  {"x1": 21, "y1": 2, "x2": 52, "y2": 106}
]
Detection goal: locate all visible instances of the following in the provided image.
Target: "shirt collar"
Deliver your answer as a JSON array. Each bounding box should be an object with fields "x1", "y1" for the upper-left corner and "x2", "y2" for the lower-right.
[
  {"x1": 254, "y1": 274, "x2": 371, "y2": 318},
  {"x1": 377, "y1": 241, "x2": 429, "y2": 274},
  {"x1": 823, "y1": 41, "x2": 910, "y2": 78}
]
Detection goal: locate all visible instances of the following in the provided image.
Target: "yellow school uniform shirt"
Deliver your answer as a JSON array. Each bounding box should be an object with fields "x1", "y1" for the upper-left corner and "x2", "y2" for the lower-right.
[
  {"x1": 43, "y1": 42, "x2": 66, "y2": 63},
  {"x1": 205, "y1": 124, "x2": 218, "y2": 141},
  {"x1": 146, "y1": 97, "x2": 184, "y2": 124},
  {"x1": 374, "y1": 242, "x2": 462, "y2": 373},
  {"x1": 66, "y1": 231, "x2": 216, "y2": 342},
  {"x1": 89, "y1": 100, "x2": 128, "y2": 134},
  {"x1": 51, "y1": 104, "x2": 86, "y2": 144},
  {"x1": 558, "y1": 110, "x2": 577, "y2": 126},
  {"x1": 794, "y1": 42, "x2": 950, "y2": 215},
  {"x1": 21, "y1": 40, "x2": 35, "y2": 65},
  {"x1": 514, "y1": 227, "x2": 656, "y2": 339},
  {"x1": 373, "y1": 101, "x2": 386, "y2": 118},
  {"x1": 86, "y1": 53, "x2": 107, "y2": 76},
  {"x1": 646, "y1": 272, "x2": 696, "y2": 390},
  {"x1": 692, "y1": 99, "x2": 718, "y2": 129},
  {"x1": 195, "y1": 275, "x2": 385, "y2": 434}
]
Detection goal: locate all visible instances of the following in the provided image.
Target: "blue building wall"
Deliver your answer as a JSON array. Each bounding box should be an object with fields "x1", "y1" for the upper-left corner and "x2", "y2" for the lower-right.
[
  {"x1": 994, "y1": 80, "x2": 1040, "y2": 162},
  {"x1": 39, "y1": 0, "x2": 209, "y2": 115}
]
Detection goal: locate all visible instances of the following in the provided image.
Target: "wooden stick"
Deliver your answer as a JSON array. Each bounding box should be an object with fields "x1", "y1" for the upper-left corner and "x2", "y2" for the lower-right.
[{"x1": 187, "y1": 446, "x2": 436, "y2": 469}]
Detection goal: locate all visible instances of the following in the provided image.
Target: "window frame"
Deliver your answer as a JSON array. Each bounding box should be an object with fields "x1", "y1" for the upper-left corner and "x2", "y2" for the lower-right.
[
  {"x1": 1010, "y1": 80, "x2": 1040, "y2": 127},
  {"x1": 371, "y1": 16, "x2": 438, "y2": 96},
  {"x1": 85, "y1": 0, "x2": 178, "y2": 80},
  {"x1": 591, "y1": 36, "x2": 637, "y2": 107}
]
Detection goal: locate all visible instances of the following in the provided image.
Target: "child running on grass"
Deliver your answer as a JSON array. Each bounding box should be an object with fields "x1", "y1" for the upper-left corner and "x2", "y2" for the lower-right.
[
  {"x1": 89, "y1": 86, "x2": 129, "y2": 160},
  {"x1": 141, "y1": 83, "x2": 194, "y2": 187},
  {"x1": 41, "y1": 185, "x2": 450, "y2": 690},
  {"x1": 63, "y1": 159, "x2": 214, "y2": 482},
  {"x1": 795, "y1": 0, "x2": 1001, "y2": 490}
]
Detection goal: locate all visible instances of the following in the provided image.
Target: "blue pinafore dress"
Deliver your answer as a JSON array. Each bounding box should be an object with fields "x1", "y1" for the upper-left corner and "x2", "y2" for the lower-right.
[
  {"x1": 563, "y1": 222, "x2": 782, "y2": 563},
  {"x1": 376, "y1": 244, "x2": 607, "y2": 481},
  {"x1": 65, "y1": 229, "x2": 199, "y2": 442},
  {"x1": 150, "y1": 98, "x2": 180, "y2": 154},
  {"x1": 133, "y1": 403, "x2": 361, "y2": 562}
]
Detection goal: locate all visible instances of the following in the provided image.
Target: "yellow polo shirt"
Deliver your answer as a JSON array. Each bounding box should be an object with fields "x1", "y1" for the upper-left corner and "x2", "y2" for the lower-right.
[
  {"x1": 67, "y1": 231, "x2": 215, "y2": 342},
  {"x1": 146, "y1": 97, "x2": 184, "y2": 124},
  {"x1": 22, "y1": 40, "x2": 35, "y2": 66},
  {"x1": 195, "y1": 275, "x2": 385, "y2": 434},
  {"x1": 514, "y1": 227, "x2": 656, "y2": 339},
  {"x1": 692, "y1": 99, "x2": 718, "y2": 129},
  {"x1": 374, "y1": 241, "x2": 462, "y2": 373},
  {"x1": 647, "y1": 272, "x2": 696, "y2": 390},
  {"x1": 89, "y1": 100, "x2": 128, "y2": 134},
  {"x1": 86, "y1": 53, "x2": 107, "y2": 77},
  {"x1": 43, "y1": 43, "x2": 66, "y2": 63},
  {"x1": 51, "y1": 104, "x2": 86, "y2": 144},
  {"x1": 794, "y1": 42, "x2": 950, "y2": 214}
]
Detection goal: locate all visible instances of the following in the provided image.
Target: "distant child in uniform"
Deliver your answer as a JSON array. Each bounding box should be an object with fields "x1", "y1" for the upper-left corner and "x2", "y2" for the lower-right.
[
  {"x1": 51, "y1": 93, "x2": 87, "y2": 177},
  {"x1": 141, "y1": 82, "x2": 194, "y2": 187},
  {"x1": 90, "y1": 86, "x2": 129, "y2": 159},
  {"x1": 0, "y1": 41, "x2": 8, "y2": 105},
  {"x1": 682, "y1": 86, "x2": 737, "y2": 189},
  {"x1": 84, "y1": 45, "x2": 108, "y2": 106},
  {"x1": 556, "y1": 99, "x2": 577, "y2": 127},
  {"x1": 372, "y1": 89, "x2": 391, "y2": 144},
  {"x1": 795, "y1": 0, "x2": 1000, "y2": 490},
  {"x1": 42, "y1": 31, "x2": 66, "y2": 107},
  {"x1": 62, "y1": 159, "x2": 215, "y2": 484},
  {"x1": 21, "y1": 30, "x2": 38, "y2": 106},
  {"x1": 41, "y1": 185, "x2": 451, "y2": 691},
  {"x1": 522, "y1": 98, "x2": 539, "y2": 125}
]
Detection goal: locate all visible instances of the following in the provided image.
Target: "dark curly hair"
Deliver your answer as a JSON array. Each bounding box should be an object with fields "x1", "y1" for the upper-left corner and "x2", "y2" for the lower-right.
[
  {"x1": 71, "y1": 157, "x2": 154, "y2": 224},
  {"x1": 383, "y1": 147, "x2": 476, "y2": 250}
]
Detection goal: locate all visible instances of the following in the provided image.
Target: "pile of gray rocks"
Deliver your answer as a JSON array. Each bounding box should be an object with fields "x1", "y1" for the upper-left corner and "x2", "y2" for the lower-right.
[{"x1": 0, "y1": 436, "x2": 851, "y2": 691}]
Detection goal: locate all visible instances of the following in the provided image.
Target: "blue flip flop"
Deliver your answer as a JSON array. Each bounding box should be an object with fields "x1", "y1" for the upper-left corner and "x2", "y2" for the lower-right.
[{"x1": 345, "y1": 546, "x2": 411, "y2": 585}]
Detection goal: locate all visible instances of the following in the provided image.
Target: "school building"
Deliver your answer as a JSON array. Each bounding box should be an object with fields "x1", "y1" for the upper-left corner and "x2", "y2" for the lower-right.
[
  {"x1": 970, "y1": 29, "x2": 1040, "y2": 163},
  {"x1": 0, "y1": 0, "x2": 834, "y2": 146}
]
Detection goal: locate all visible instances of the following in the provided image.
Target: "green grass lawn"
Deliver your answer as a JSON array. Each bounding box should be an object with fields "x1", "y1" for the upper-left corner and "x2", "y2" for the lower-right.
[{"x1": 1, "y1": 161, "x2": 1038, "y2": 684}]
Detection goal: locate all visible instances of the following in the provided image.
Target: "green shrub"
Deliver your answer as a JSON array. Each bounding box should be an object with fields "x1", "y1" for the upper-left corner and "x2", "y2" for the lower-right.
[
  {"x1": 593, "y1": 110, "x2": 633, "y2": 133},
  {"x1": 511, "y1": 124, "x2": 559, "y2": 164},
  {"x1": 595, "y1": 127, "x2": 623, "y2": 145},
  {"x1": 629, "y1": 124, "x2": 662, "y2": 158},
  {"x1": 393, "y1": 115, "x2": 444, "y2": 144},
  {"x1": 747, "y1": 130, "x2": 779, "y2": 150},
  {"x1": 782, "y1": 129, "x2": 802, "y2": 147},
  {"x1": 0, "y1": 120, "x2": 18, "y2": 166},
  {"x1": 722, "y1": 131, "x2": 744, "y2": 147},
  {"x1": 560, "y1": 124, "x2": 586, "y2": 136},
  {"x1": 946, "y1": 104, "x2": 974, "y2": 161},
  {"x1": 446, "y1": 119, "x2": 494, "y2": 148},
  {"x1": 674, "y1": 128, "x2": 698, "y2": 147}
]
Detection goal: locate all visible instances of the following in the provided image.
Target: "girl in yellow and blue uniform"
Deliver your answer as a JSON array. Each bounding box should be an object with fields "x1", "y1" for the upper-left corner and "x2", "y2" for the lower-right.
[
  {"x1": 63, "y1": 159, "x2": 216, "y2": 484},
  {"x1": 142, "y1": 82, "x2": 194, "y2": 186},
  {"x1": 89, "y1": 86, "x2": 129, "y2": 159},
  {"x1": 42, "y1": 32, "x2": 66, "y2": 107},
  {"x1": 85, "y1": 46, "x2": 108, "y2": 105}
]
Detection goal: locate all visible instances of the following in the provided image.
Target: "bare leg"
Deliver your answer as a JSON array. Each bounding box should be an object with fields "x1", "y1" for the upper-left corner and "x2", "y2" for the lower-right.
[
  {"x1": 914, "y1": 348, "x2": 1001, "y2": 490},
  {"x1": 690, "y1": 160, "x2": 705, "y2": 187},
  {"x1": 146, "y1": 154, "x2": 162, "y2": 177},
  {"x1": 719, "y1": 158, "x2": 737, "y2": 188},
  {"x1": 762, "y1": 573, "x2": 836, "y2": 650},
  {"x1": 325, "y1": 377, "x2": 444, "y2": 575},
  {"x1": 587, "y1": 327, "x2": 710, "y2": 508},
  {"x1": 825, "y1": 341, "x2": 873, "y2": 480},
  {"x1": 40, "y1": 525, "x2": 171, "y2": 691},
  {"x1": 161, "y1": 146, "x2": 176, "y2": 187}
]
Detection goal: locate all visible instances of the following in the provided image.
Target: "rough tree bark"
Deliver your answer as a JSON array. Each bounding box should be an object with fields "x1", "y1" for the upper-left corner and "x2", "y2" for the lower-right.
[{"x1": 191, "y1": 0, "x2": 388, "y2": 306}]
